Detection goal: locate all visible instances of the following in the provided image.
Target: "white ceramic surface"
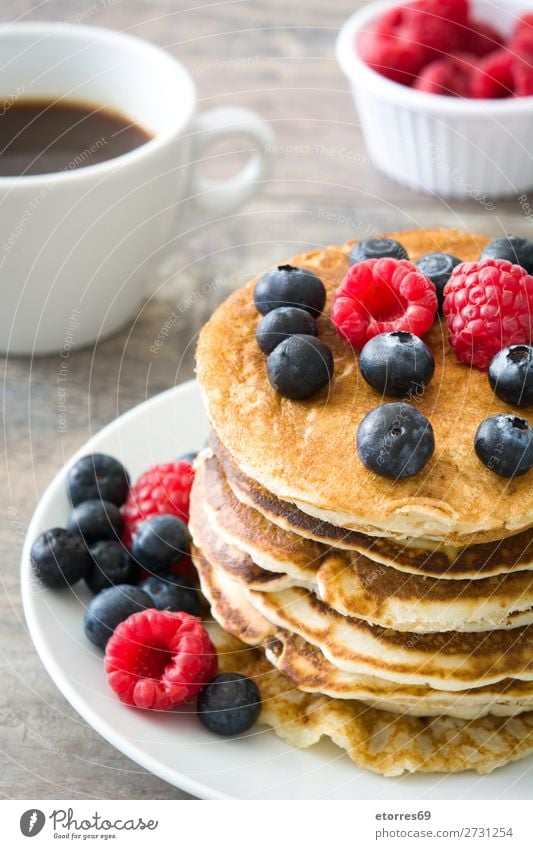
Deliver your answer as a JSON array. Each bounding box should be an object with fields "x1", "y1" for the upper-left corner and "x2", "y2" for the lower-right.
[
  {"x1": 336, "y1": 0, "x2": 533, "y2": 199},
  {"x1": 20, "y1": 380, "x2": 533, "y2": 799},
  {"x1": 0, "y1": 24, "x2": 273, "y2": 355}
]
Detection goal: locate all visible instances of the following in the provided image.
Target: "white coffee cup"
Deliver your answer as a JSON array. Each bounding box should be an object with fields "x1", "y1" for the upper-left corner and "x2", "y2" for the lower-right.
[{"x1": 0, "y1": 23, "x2": 273, "y2": 355}]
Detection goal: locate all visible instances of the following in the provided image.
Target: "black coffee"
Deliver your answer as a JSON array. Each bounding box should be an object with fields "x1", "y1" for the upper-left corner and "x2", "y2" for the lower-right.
[{"x1": 0, "y1": 99, "x2": 153, "y2": 176}]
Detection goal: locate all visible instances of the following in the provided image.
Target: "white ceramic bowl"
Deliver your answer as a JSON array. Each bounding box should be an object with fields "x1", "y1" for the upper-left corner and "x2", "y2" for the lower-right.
[{"x1": 336, "y1": 0, "x2": 533, "y2": 199}]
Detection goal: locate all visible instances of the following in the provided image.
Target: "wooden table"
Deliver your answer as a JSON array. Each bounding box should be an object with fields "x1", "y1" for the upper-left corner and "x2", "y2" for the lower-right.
[{"x1": 1, "y1": 0, "x2": 530, "y2": 800}]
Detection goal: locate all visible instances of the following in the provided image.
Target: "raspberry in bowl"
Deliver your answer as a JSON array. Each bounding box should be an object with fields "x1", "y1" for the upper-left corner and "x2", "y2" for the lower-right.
[{"x1": 336, "y1": 0, "x2": 533, "y2": 198}]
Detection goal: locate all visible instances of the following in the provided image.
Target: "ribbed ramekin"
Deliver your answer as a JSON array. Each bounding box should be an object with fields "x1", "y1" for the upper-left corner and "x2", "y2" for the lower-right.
[{"x1": 336, "y1": 0, "x2": 533, "y2": 199}]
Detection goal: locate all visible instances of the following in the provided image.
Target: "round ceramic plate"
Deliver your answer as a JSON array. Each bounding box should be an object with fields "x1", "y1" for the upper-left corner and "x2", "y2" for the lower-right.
[{"x1": 21, "y1": 380, "x2": 533, "y2": 799}]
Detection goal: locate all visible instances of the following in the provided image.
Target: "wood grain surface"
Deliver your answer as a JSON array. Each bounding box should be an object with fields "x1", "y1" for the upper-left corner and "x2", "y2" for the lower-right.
[{"x1": 1, "y1": 0, "x2": 531, "y2": 800}]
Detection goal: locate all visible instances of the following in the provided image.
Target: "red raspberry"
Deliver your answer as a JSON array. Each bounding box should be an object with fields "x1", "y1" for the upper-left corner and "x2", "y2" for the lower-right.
[
  {"x1": 443, "y1": 259, "x2": 533, "y2": 370},
  {"x1": 414, "y1": 53, "x2": 475, "y2": 96},
  {"x1": 332, "y1": 258, "x2": 438, "y2": 351},
  {"x1": 407, "y1": 0, "x2": 469, "y2": 25},
  {"x1": 403, "y1": 0, "x2": 468, "y2": 54},
  {"x1": 122, "y1": 461, "x2": 194, "y2": 548},
  {"x1": 465, "y1": 20, "x2": 504, "y2": 57},
  {"x1": 510, "y1": 14, "x2": 533, "y2": 59},
  {"x1": 359, "y1": 30, "x2": 429, "y2": 85},
  {"x1": 471, "y1": 49, "x2": 533, "y2": 98},
  {"x1": 105, "y1": 609, "x2": 217, "y2": 710}
]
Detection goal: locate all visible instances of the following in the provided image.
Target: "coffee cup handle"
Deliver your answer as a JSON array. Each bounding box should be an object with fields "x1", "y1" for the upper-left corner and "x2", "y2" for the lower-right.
[{"x1": 188, "y1": 107, "x2": 274, "y2": 215}]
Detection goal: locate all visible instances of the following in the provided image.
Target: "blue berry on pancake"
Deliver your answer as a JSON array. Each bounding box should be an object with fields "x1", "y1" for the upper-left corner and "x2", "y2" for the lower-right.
[
  {"x1": 266, "y1": 334, "x2": 334, "y2": 400},
  {"x1": 474, "y1": 414, "x2": 533, "y2": 478},
  {"x1": 253, "y1": 265, "x2": 326, "y2": 317},
  {"x1": 356, "y1": 403, "x2": 435, "y2": 479},
  {"x1": 197, "y1": 673, "x2": 261, "y2": 736},
  {"x1": 488, "y1": 345, "x2": 533, "y2": 408},
  {"x1": 416, "y1": 252, "x2": 462, "y2": 310},
  {"x1": 481, "y1": 236, "x2": 533, "y2": 273},
  {"x1": 349, "y1": 237, "x2": 408, "y2": 265},
  {"x1": 359, "y1": 331, "x2": 435, "y2": 397},
  {"x1": 256, "y1": 306, "x2": 318, "y2": 354}
]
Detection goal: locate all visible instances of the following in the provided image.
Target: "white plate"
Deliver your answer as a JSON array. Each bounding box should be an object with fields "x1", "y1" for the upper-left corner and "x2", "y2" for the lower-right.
[{"x1": 21, "y1": 380, "x2": 533, "y2": 799}]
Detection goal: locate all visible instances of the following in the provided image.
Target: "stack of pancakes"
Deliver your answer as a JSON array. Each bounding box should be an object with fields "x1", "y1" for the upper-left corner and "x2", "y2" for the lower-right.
[{"x1": 191, "y1": 229, "x2": 533, "y2": 776}]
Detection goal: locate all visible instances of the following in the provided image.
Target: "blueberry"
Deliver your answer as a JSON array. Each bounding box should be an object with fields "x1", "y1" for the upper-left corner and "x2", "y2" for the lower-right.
[
  {"x1": 31, "y1": 527, "x2": 91, "y2": 588},
  {"x1": 67, "y1": 453, "x2": 130, "y2": 507},
  {"x1": 176, "y1": 451, "x2": 197, "y2": 463},
  {"x1": 266, "y1": 334, "x2": 334, "y2": 400},
  {"x1": 474, "y1": 414, "x2": 533, "y2": 478},
  {"x1": 416, "y1": 252, "x2": 462, "y2": 310},
  {"x1": 140, "y1": 572, "x2": 200, "y2": 615},
  {"x1": 131, "y1": 514, "x2": 190, "y2": 574},
  {"x1": 67, "y1": 499, "x2": 123, "y2": 543},
  {"x1": 197, "y1": 673, "x2": 261, "y2": 736},
  {"x1": 83, "y1": 584, "x2": 151, "y2": 648},
  {"x1": 85, "y1": 540, "x2": 138, "y2": 594},
  {"x1": 356, "y1": 403, "x2": 435, "y2": 479},
  {"x1": 359, "y1": 332, "x2": 435, "y2": 397},
  {"x1": 349, "y1": 238, "x2": 408, "y2": 265},
  {"x1": 256, "y1": 306, "x2": 318, "y2": 354},
  {"x1": 488, "y1": 345, "x2": 533, "y2": 408},
  {"x1": 254, "y1": 265, "x2": 326, "y2": 317},
  {"x1": 481, "y1": 236, "x2": 533, "y2": 273}
]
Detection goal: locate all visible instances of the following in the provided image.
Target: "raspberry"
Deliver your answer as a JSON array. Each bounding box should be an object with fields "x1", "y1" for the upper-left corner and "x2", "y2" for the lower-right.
[
  {"x1": 406, "y1": 0, "x2": 469, "y2": 26},
  {"x1": 510, "y1": 14, "x2": 533, "y2": 59},
  {"x1": 443, "y1": 259, "x2": 533, "y2": 370},
  {"x1": 121, "y1": 461, "x2": 194, "y2": 548},
  {"x1": 414, "y1": 53, "x2": 475, "y2": 96},
  {"x1": 359, "y1": 30, "x2": 428, "y2": 85},
  {"x1": 403, "y1": 0, "x2": 468, "y2": 54},
  {"x1": 471, "y1": 49, "x2": 533, "y2": 98},
  {"x1": 331, "y1": 258, "x2": 438, "y2": 351},
  {"x1": 465, "y1": 20, "x2": 504, "y2": 57},
  {"x1": 105, "y1": 609, "x2": 217, "y2": 710}
]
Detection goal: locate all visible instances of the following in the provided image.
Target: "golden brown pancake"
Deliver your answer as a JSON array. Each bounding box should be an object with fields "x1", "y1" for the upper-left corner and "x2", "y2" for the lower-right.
[
  {"x1": 213, "y1": 435, "x2": 533, "y2": 580},
  {"x1": 247, "y1": 585, "x2": 533, "y2": 691},
  {"x1": 196, "y1": 229, "x2": 533, "y2": 544},
  {"x1": 197, "y1": 552, "x2": 533, "y2": 720},
  {"x1": 190, "y1": 471, "x2": 533, "y2": 690},
  {"x1": 211, "y1": 624, "x2": 533, "y2": 776},
  {"x1": 195, "y1": 453, "x2": 533, "y2": 632}
]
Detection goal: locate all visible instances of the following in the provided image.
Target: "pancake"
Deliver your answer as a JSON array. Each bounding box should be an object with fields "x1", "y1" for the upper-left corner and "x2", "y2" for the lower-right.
[
  {"x1": 213, "y1": 435, "x2": 533, "y2": 580},
  {"x1": 246, "y1": 586, "x2": 533, "y2": 691},
  {"x1": 189, "y1": 486, "x2": 296, "y2": 594},
  {"x1": 196, "y1": 454, "x2": 533, "y2": 633},
  {"x1": 196, "y1": 228, "x2": 533, "y2": 544},
  {"x1": 197, "y1": 550, "x2": 533, "y2": 720},
  {"x1": 210, "y1": 624, "x2": 533, "y2": 776}
]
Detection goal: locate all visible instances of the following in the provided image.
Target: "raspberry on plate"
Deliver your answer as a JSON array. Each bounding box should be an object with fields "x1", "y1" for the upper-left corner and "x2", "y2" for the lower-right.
[
  {"x1": 471, "y1": 49, "x2": 533, "y2": 98},
  {"x1": 443, "y1": 259, "x2": 533, "y2": 370},
  {"x1": 105, "y1": 609, "x2": 218, "y2": 710},
  {"x1": 121, "y1": 461, "x2": 194, "y2": 548},
  {"x1": 414, "y1": 54, "x2": 475, "y2": 96},
  {"x1": 331, "y1": 258, "x2": 438, "y2": 351}
]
